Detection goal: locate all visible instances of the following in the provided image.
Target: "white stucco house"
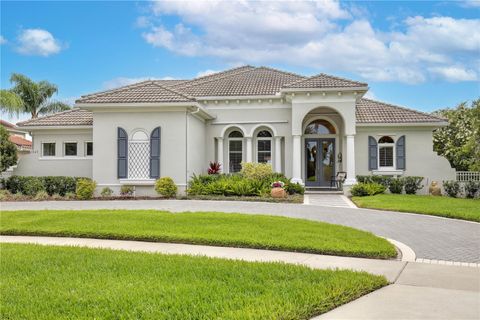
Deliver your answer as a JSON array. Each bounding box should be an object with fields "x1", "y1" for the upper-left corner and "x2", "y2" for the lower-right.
[{"x1": 14, "y1": 66, "x2": 454, "y2": 195}]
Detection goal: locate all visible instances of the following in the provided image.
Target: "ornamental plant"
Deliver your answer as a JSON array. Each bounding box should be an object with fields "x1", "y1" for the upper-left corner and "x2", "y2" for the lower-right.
[
  {"x1": 271, "y1": 181, "x2": 285, "y2": 188},
  {"x1": 155, "y1": 177, "x2": 177, "y2": 198},
  {"x1": 75, "y1": 179, "x2": 96, "y2": 200},
  {"x1": 442, "y1": 180, "x2": 460, "y2": 198},
  {"x1": 208, "y1": 161, "x2": 221, "y2": 175}
]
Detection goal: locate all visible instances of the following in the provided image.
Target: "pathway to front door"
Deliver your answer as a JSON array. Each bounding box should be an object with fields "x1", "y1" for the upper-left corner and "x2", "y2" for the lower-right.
[
  {"x1": 305, "y1": 138, "x2": 335, "y2": 187},
  {"x1": 304, "y1": 194, "x2": 356, "y2": 208}
]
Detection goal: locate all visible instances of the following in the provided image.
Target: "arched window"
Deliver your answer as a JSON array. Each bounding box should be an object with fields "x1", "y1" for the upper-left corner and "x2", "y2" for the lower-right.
[
  {"x1": 378, "y1": 136, "x2": 394, "y2": 168},
  {"x1": 256, "y1": 130, "x2": 272, "y2": 164},
  {"x1": 304, "y1": 119, "x2": 336, "y2": 134},
  {"x1": 228, "y1": 130, "x2": 243, "y2": 173}
]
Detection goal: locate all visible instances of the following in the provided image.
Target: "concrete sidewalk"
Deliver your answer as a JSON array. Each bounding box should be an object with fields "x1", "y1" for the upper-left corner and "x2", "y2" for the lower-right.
[{"x1": 1, "y1": 235, "x2": 479, "y2": 319}]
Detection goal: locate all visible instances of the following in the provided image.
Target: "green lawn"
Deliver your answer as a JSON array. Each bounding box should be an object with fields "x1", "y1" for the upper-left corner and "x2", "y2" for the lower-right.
[
  {"x1": 1, "y1": 244, "x2": 387, "y2": 319},
  {"x1": 0, "y1": 210, "x2": 396, "y2": 259},
  {"x1": 352, "y1": 194, "x2": 480, "y2": 222}
]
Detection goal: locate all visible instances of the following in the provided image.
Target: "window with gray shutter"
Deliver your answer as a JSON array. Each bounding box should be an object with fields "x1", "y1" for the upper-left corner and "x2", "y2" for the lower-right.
[
  {"x1": 150, "y1": 127, "x2": 161, "y2": 178},
  {"x1": 368, "y1": 136, "x2": 378, "y2": 170},
  {"x1": 396, "y1": 135, "x2": 406, "y2": 170},
  {"x1": 118, "y1": 127, "x2": 128, "y2": 178}
]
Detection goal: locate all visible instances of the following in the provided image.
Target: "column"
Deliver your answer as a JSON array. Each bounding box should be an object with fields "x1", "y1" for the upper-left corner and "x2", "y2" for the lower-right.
[
  {"x1": 246, "y1": 137, "x2": 253, "y2": 163},
  {"x1": 274, "y1": 136, "x2": 282, "y2": 173},
  {"x1": 344, "y1": 134, "x2": 357, "y2": 185},
  {"x1": 291, "y1": 135, "x2": 303, "y2": 184},
  {"x1": 217, "y1": 137, "x2": 223, "y2": 172}
]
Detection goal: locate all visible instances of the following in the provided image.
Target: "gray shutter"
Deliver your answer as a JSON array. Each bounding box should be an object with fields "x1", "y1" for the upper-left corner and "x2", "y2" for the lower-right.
[
  {"x1": 368, "y1": 136, "x2": 378, "y2": 170},
  {"x1": 396, "y1": 135, "x2": 406, "y2": 170},
  {"x1": 150, "y1": 127, "x2": 161, "y2": 179},
  {"x1": 117, "y1": 127, "x2": 128, "y2": 178}
]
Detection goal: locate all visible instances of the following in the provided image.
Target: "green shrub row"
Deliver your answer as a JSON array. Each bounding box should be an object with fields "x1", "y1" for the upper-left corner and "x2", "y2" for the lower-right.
[
  {"x1": 443, "y1": 180, "x2": 480, "y2": 198},
  {"x1": 188, "y1": 173, "x2": 304, "y2": 197},
  {"x1": 356, "y1": 175, "x2": 424, "y2": 195},
  {"x1": 3, "y1": 176, "x2": 89, "y2": 196},
  {"x1": 350, "y1": 183, "x2": 386, "y2": 197}
]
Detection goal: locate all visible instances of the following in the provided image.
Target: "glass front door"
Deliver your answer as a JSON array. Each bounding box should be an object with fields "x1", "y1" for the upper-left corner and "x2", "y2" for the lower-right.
[{"x1": 305, "y1": 138, "x2": 335, "y2": 187}]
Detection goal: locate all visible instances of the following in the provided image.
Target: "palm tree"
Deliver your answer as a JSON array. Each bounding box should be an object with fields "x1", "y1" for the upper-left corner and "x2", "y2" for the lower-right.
[{"x1": 0, "y1": 73, "x2": 70, "y2": 119}]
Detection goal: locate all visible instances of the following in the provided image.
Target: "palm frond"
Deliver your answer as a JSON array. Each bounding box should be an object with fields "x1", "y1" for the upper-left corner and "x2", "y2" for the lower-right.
[
  {"x1": 0, "y1": 90, "x2": 24, "y2": 116},
  {"x1": 38, "y1": 101, "x2": 71, "y2": 115}
]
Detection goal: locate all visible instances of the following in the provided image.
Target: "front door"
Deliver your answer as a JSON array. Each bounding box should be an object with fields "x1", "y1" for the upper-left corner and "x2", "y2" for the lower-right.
[{"x1": 305, "y1": 138, "x2": 335, "y2": 187}]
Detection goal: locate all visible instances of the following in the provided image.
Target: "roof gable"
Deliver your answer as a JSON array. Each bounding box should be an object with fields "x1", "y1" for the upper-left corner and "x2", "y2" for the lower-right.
[
  {"x1": 284, "y1": 73, "x2": 367, "y2": 89},
  {"x1": 17, "y1": 108, "x2": 93, "y2": 127}
]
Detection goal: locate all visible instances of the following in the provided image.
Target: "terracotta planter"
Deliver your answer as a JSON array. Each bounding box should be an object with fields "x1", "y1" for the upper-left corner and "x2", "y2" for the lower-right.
[{"x1": 271, "y1": 187, "x2": 287, "y2": 198}]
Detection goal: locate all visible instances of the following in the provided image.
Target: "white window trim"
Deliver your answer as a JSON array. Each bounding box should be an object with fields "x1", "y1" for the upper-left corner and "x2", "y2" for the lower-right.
[
  {"x1": 255, "y1": 137, "x2": 273, "y2": 164},
  {"x1": 41, "y1": 141, "x2": 56, "y2": 157},
  {"x1": 63, "y1": 141, "x2": 78, "y2": 157},
  {"x1": 377, "y1": 136, "x2": 395, "y2": 171},
  {"x1": 84, "y1": 141, "x2": 93, "y2": 157},
  {"x1": 227, "y1": 137, "x2": 244, "y2": 173}
]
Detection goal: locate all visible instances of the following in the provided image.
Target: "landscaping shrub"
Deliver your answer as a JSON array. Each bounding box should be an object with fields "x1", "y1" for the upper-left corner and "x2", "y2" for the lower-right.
[
  {"x1": 464, "y1": 181, "x2": 480, "y2": 199},
  {"x1": 207, "y1": 161, "x2": 221, "y2": 175},
  {"x1": 403, "y1": 176, "x2": 424, "y2": 194},
  {"x1": 120, "y1": 185, "x2": 134, "y2": 196},
  {"x1": 443, "y1": 180, "x2": 461, "y2": 198},
  {"x1": 34, "y1": 190, "x2": 49, "y2": 201},
  {"x1": 51, "y1": 193, "x2": 63, "y2": 200},
  {"x1": 155, "y1": 177, "x2": 177, "y2": 198},
  {"x1": 65, "y1": 192, "x2": 76, "y2": 200},
  {"x1": 389, "y1": 178, "x2": 404, "y2": 194},
  {"x1": 0, "y1": 189, "x2": 11, "y2": 201},
  {"x1": 356, "y1": 175, "x2": 392, "y2": 187},
  {"x1": 285, "y1": 182, "x2": 305, "y2": 195},
  {"x1": 76, "y1": 179, "x2": 97, "y2": 200},
  {"x1": 42, "y1": 176, "x2": 77, "y2": 196},
  {"x1": 4, "y1": 176, "x2": 86, "y2": 196},
  {"x1": 241, "y1": 162, "x2": 273, "y2": 180},
  {"x1": 23, "y1": 178, "x2": 45, "y2": 196},
  {"x1": 351, "y1": 183, "x2": 386, "y2": 197},
  {"x1": 101, "y1": 187, "x2": 114, "y2": 197}
]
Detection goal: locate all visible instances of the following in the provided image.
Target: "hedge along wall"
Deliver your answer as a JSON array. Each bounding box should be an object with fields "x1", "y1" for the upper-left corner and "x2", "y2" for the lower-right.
[{"x1": 3, "y1": 176, "x2": 91, "y2": 196}]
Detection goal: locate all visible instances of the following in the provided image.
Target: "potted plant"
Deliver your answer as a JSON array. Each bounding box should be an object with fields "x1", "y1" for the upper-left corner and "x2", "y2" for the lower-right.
[{"x1": 271, "y1": 181, "x2": 286, "y2": 198}]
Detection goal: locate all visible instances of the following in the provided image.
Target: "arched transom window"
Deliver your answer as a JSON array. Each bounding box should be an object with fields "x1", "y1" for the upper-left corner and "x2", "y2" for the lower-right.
[
  {"x1": 378, "y1": 136, "x2": 394, "y2": 168},
  {"x1": 304, "y1": 119, "x2": 336, "y2": 135},
  {"x1": 228, "y1": 130, "x2": 243, "y2": 173},
  {"x1": 256, "y1": 130, "x2": 272, "y2": 164}
]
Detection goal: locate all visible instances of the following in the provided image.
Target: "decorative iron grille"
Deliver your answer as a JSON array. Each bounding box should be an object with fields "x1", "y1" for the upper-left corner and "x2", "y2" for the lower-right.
[{"x1": 128, "y1": 141, "x2": 150, "y2": 179}]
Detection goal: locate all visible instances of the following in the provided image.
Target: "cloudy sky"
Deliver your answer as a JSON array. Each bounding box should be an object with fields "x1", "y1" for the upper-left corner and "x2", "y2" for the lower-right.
[{"x1": 1, "y1": 0, "x2": 479, "y2": 122}]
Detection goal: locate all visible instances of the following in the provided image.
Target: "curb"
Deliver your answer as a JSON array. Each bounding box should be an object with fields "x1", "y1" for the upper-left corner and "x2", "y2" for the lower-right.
[{"x1": 384, "y1": 237, "x2": 416, "y2": 262}]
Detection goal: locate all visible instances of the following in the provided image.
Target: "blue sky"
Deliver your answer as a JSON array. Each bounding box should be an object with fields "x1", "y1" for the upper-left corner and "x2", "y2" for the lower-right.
[{"x1": 1, "y1": 0, "x2": 479, "y2": 123}]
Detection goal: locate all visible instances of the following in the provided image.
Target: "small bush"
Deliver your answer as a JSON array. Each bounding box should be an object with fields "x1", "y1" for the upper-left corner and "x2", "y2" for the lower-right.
[
  {"x1": 443, "y1": 180, "x2": 460, "y2": 198},
  {"x1": 0, "y1": 189, "x2": 11, "y2": 201},
  {"x1": 389, "y1": 178, "x2": 404, "y2": 194},
  {"x1": 351, "y1": 183, "x2": 386, "y2": 197},
  {"x1": 65, "y1": 192, "x2": 76, "y2": 200},
  {"x1": 241, "y1": 162, "x2": 273, "y2": 181},
  {"x1": 120, "y1": 185, "x2": 134, "y2": 196},
  {"x1": 11, "y1": 192, "x2": 27, "y2": 201},
  {"x1": 42, "y1": 176, "x2": 77, "y2": 196},
  {"x1": 51, "y1": 193, "x2": 63, "y2": 200},
  {"x1": 403, "y1": 176, "x2": 424, "y2": 195},
  {"x1": 356, "y1": 175, "x2": 391, "y2": 187},
  {"x1": 75, "y1": 179, "x2": 96, "y2": 200},
  {"x1": 23, "y1": 178, "x2": 45, "y2": 196},
  {"x1": 285, "y1": 182, "x2": 305, "y2": 195},
  {"x1": 34, "y1": 190, "x2": 50, "y2": 201},
  {"x1": 464, "y1": 181, "x2": 480, "y2": 199},
  {"x1": 207, "y1": 161, "x2": 221, "y2": 175},
  {"x1": 155, "y1": 177, "x2": 177, "y2": 198},
  {"x1": 101, "y1": 187, "x2": 114, "y2": 197}
]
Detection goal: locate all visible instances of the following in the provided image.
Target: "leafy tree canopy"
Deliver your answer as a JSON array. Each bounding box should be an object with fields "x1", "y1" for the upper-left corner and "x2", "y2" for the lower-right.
[
  {"x1": 0, "y1": 73, "x2": 70, "y2": 119},
  {"x1": 0, "y1": 125, "x2": 18, "y2": 172},
  {"x1": 433, "y1": 99, "x2": 480, "y2": 171}
]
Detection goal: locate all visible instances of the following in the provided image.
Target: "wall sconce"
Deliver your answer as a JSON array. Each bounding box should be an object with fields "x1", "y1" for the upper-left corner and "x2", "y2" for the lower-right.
[{"x1": 337, "y1": 152, "x2": 343, "y2": 163}]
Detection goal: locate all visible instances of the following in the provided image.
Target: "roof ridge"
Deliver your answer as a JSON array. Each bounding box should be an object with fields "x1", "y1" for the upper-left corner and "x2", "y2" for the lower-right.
[
  {"x1": 151, "y1": 81, "x2": 196, "y2": 101},
  {"x1": 77, "y1": 80, "x2": 156, "y2": 100},
  {"x1": 17, "y1": 108, "x2": 81, "y2": 126},
  {"x1": 285, "y1": 72, "x2": 368, "y2": 88},
  {"x1": 360, "y1": 98, "x2": 446, "y2": 121},
  {"x1": 256, "y1": 66, "x2": 306, "y2": 79},
  {"x1": 172, "y1": 66, "x2": 255, "y2": 90}
]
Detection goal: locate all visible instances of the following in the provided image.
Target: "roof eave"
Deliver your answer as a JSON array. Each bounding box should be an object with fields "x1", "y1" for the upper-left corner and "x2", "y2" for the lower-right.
[
  {"x1": 75, "y1": 101, "x2": 198, "y2": 109},
  {"x1": 356, "y1": 121, "x2": 448, "y2": 127},
  {"x1": 281, "y1": 86, "x2": 369, "y2": 93},
  {"x1": 17, "y1": 125, "x2": 93, "y2": 130}
]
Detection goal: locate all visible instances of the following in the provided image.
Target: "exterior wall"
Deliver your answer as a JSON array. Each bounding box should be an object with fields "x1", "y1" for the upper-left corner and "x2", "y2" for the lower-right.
[
  {"x1": 187, "y1": 113, "x2": 207, "y2": 179},
  {"x1": 355, "y1": 126, "x2": 455, "y2": 193},
  {"x1": 12, "y1": 128, "x2": 92, "y2": 178},
  {"x1": 92, "y1": 110, "x2": 187, "y2": 195}
]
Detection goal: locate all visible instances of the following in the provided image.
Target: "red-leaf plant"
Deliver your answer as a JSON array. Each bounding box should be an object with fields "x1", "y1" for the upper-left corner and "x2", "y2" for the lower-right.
[{"x1": 208, "y1": 161, "x2": 221, "y2": 174}]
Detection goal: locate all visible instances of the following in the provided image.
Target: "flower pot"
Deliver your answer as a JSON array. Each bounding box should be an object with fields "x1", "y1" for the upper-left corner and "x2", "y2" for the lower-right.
[{"x1": 271, "y1": 187, "x2": 287, "y2": 198}]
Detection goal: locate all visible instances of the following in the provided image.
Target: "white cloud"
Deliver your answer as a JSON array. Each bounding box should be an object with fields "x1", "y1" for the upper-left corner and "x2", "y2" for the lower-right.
[
  {"x1": 195, "y1": 69, "x2": 219, "y2": 78},
  {"x1": 363, "y1": 90, "x2": 376, "y2": 100},
  {"x1": 459, "y1": 0, "x2": 480, "y2": 8},
  {"x1": 140, "y1": 1, "x2": 480, "y2": 84},
  {"x1": 0, "y1": 35, "x2": 6, "y2": 45},
  {"x1": 429, "y1": 66, "x2": 477, "y2": 82},
  {"x1": 16, "y1": 29, "x2": 62, "y2": 56},
  {"x1": 102, "y1": 76, "x2": 176, "y2": 90}
]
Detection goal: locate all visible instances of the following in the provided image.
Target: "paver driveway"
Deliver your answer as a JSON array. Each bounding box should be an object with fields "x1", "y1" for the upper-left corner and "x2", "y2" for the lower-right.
[{"x1": 2, "y1": 200, "x2": 479, "y2": 263}]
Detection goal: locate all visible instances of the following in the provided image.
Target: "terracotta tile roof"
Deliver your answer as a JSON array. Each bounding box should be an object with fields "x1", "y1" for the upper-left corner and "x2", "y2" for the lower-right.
[
  {"x1": 356, "y1": 98, "x2": 446, "y2": 123},
  {"x1": 285, "y1": 73, "x2": 367, "y2": 88},
  {"x1": 76, "y1": 81, "x2": 195, "y2": 104},
  {"x1": 17, "y1": 108, "x2": 93, "y2": 127},
  {"x1": 172, "y1": 66, "x2": 305, "y2": 96},
  {"x1": 9, "y1": 135, "x2": 32, "y2": 148},
  {"x1": 0, "y1": 120, "x2": 17, "y2": 129}
]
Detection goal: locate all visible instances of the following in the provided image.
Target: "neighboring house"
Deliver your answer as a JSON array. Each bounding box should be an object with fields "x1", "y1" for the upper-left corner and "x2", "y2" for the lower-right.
[
  {"x1": 14, "y1": 66, "x2": 454, "y2": 195},
  {"x1": 0, "y1": 120, "x2": 32, "y2": 155}
]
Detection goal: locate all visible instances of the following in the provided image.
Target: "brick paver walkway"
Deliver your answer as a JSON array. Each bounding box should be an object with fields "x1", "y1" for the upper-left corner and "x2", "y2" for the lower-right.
[{"x1": 2, "y1": 200, "x2": 479, "y2": 263}]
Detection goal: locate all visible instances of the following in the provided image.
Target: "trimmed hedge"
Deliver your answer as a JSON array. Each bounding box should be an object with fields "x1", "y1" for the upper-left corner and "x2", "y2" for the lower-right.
[
  {"x1": 4, "y1": 176, "x2": 91, "y2": 196},
  {"x1": 350, "y1": 183, "x2": 386, "y2": 197},
  {"x1": 356, "y1": 175, "x2": 424, "y2": 195}
]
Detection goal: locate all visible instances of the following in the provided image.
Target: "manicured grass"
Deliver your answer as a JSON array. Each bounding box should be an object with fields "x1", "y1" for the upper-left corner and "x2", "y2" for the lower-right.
[
  {"x1": 352, "y1": 194, "x2": 480, "y2": 222},
  {"x1": 1, "y1": 243, "x2": 387, "y2": 319},
  {"x1": 0, "y1": 210, "x2": 396, "y2": 259}
]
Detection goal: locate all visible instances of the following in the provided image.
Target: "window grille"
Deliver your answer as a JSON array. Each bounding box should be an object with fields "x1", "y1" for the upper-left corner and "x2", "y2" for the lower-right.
[{"x1": 128, "y1": 141, "x2": 150, "y2": 179}]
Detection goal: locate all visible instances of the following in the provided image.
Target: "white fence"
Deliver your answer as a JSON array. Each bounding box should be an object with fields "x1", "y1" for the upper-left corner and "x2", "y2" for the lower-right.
[{"x1": 456, "y1": 171, "x2": 480, "y2": 182}]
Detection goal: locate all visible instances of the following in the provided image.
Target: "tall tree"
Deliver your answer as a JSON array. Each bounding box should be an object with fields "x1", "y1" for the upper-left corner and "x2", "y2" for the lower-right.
[
  {"x1": 0, "y1": 125, "x2": 18, "y2": 172},
  {"x1": 0, "y1": 73, "x2": 70, "y2": 119},
  {"x1": 433, "y1": 99, "x2": 480, "y2": 171}
]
